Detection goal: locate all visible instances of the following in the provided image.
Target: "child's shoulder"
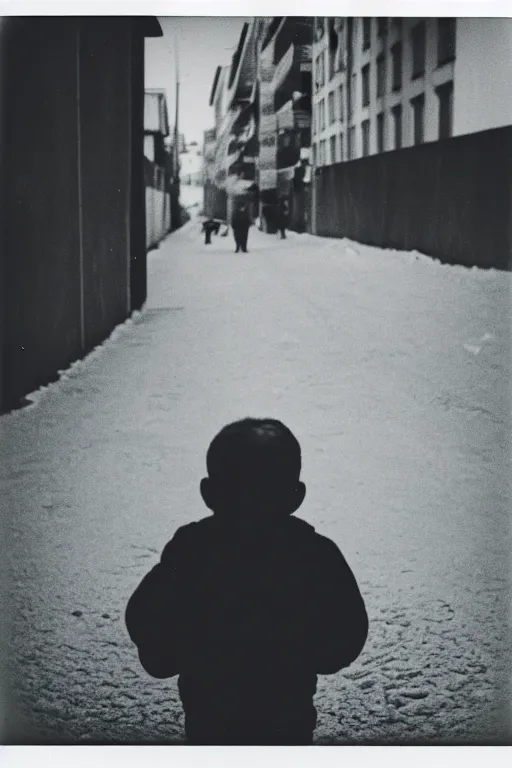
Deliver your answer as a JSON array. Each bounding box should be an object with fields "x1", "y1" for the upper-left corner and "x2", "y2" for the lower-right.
[
  {"x1": 161, "y1": 516, "x2": 216, "y2": 557},
  {"x1": 289, "y1": 517, "x2": 344, "y2": 556}
]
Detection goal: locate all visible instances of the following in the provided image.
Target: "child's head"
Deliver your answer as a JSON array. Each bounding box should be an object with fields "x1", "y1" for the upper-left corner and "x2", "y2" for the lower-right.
[{"x1": 200, "y1": 418, "x2": 306, "y2": 521}]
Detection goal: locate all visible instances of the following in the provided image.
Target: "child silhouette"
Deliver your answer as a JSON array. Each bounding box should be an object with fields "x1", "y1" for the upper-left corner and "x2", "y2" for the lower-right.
[{"x1": 125, "y1": 418, "x2": 368, "y2": 745}]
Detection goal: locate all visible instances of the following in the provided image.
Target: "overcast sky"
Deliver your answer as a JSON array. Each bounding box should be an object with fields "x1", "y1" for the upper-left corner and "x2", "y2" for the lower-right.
[{"x1": 145, "y1": 17, "x2": 247, "y2": 146}]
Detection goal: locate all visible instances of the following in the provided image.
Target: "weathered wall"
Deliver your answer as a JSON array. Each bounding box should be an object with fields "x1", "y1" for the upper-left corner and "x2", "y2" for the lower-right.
[
  {"x1": 145, "y1": 165, "x2": 171, "y2": 250},
  {"x1": 2, "y1": 19, "x2": 83, "y2": 408},
  {"x1": 314, "y1": 126, "x2": 512, "y2": 270},
  {"x1": 1, "y1": 18, "x2": 146, "y2": 412},
  {"x1": 79, "y1": 18, "x2": 133, "y2": 351},
  {"x1": 454, "y1": 19, "x2": 512, "y2": 137}
]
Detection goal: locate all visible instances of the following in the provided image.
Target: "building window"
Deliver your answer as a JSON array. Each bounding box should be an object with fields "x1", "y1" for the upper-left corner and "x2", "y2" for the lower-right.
[
  {"x1": 437, "y1": 18, "x2": 456, "y2": 65},
  {"x1": 330, "y1": 134, "x2": 337, "y2": 163},
  {"x1": 362, "y1": 64, "x2": 370, "y2": 107},
  {"x1": 319, "y1": 99, "x2": 326, "y2": 131},
  {"x1": 377, "y1": 18, "x2": 388, "y2": 37},
  {"x1": 376, "y1": 54, "x2": 385, "y2": 98},
  {"x1": 339, "y1": 132, "x2": 344, "y2": 161},
  {"x1": 312, "y1": 142, "x2": 317, "y2": 166},
  {"x1": 392, "y1": 18, "x2": 402, "y2": 33},
  {"x1": 328, "y1": 25, "x2": 337, "y2": 80},
  {"x1": 316, "y1": 52, "x2": 325, "y2": 90},
  {"x1": 391, "y1": 42, "x2": 402, "y2": 91},
  {"x1": 315, "y1": 17, "x2": 325, "y2": 41},
  {"x1": 339, "y1": 84, "x2": 344, "y2": 122},
  {"x1": 351, "y1": 18, "x2": 358, "y2": 53},
  {"x1": 377, "y1": 112, "x2": 384, "y2": 152},
  {"x1": 350, "y1": 72, "x2": 357, "y2": 117},
  {"x1": 437, "y1": 80, "x2": 453, "y2": 139},
  {"x1": 412, "y1": 21, "x2": 426, "y2": 79},
  {"x1": 392, "y1": 103, "x2": 402, "y2": 149},
  {"x1": 336, "y1": 19, "x2": 345, "y2": 71},
  {"x1": 329, "y1": 49, "x2": 336, "y2": 80},
  {"x1": 328, "y1": 91, "x2": 335, "y2": 124},
  {"x1": 411, "y1": 93, "x2": 425, "y2": 145},
  {"x1": 319, "y1": 139, "x2": 326, "y2": 165},
  {"x1": 362, "y1": 119, "x2": 370, "y2": 156},
  {"x1": 363, "y1": 18, "x2": 371, "y2": 50},
  {"x1": 348, "y1": 125, "x2": 356, "y2": 159}
]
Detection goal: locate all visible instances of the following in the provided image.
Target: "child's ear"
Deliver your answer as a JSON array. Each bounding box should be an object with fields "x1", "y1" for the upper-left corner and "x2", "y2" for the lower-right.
[
  {"x1": 200, "y1": 477, "x2": 216, "y2": 511},
  {"x1": 290, "y1": 481, "x2": 306, "y2": 513}
]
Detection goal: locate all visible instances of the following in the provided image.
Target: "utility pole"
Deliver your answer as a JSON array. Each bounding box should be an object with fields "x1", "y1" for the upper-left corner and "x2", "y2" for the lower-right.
[
  {"x1": 174, "y1": 31, "x2": 180, "y2": 180},
  {"x1": 383, "y1": 19, "x2": 389, "y2": 153},
  {"x1": 172, "y1": 28, "x2": 181, "y2": 228}
]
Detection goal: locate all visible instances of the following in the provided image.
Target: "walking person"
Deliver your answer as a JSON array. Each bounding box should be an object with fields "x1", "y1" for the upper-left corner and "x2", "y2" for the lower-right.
[
  {"x1": 232, "y1": 202, "x2": 251, "y2": 253},
  {"x1": 277, "y1": 197, "x2": 289, "y2": 240}
]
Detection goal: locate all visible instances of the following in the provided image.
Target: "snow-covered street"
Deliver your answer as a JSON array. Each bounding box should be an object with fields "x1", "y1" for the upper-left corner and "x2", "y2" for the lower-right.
[{"x1": 1, "y1": 192, "x2": 510, "y2": 744}]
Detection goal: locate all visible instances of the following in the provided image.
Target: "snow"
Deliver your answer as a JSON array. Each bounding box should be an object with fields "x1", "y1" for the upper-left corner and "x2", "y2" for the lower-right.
[{"x1": 1, "y1": 186, "x2": 510, "y2": 744}]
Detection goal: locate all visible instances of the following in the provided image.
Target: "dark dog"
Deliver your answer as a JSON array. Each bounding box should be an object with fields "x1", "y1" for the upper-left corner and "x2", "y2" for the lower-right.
[{"x1": 202, "y1": 219, "x2": 222, "y2": 244}]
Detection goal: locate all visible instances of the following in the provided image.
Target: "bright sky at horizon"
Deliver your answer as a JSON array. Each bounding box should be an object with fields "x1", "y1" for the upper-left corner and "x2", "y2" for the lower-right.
[{"x1": 145, "y1": 17, "x2": 247, "y2": 147}]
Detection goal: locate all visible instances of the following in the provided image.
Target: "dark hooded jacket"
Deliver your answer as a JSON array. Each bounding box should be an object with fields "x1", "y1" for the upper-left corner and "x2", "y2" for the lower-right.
[
  {"x1": 231, "y1": 206, "x2": 250, "y2": 232},
  {"x1": 125, "y1": 514, "x2": 368, "y2": 725}
]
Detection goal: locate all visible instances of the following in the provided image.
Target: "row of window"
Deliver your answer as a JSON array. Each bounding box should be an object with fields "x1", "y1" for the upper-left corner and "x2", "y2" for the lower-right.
[
  {"x1": 313, "y1": 86, "x2": 345, "y2": 133},
  {"x1": 314, "y1": 18, "x2": 455, "y2": 91},
  {"x1": 313, "y1": 80, "x2": 453, "y2": 165},
  {"x1": 314, "y1": 50, "x2": 454, "y2": 137}
]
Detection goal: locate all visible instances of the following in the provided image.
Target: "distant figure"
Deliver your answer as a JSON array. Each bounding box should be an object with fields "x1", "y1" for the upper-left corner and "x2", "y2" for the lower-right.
[
  {"x1": 277, "y1": 198, "x2": 290, "y2": 240},
  {"x1": 202, "y1": 218, "x2": 220, "y2": 245},
  {"x1": 231, "y1": 202, "x2": 251, "y2": 253},
  {"x1": 125, "y1": 418, "x2": 368, "y2": 745}
]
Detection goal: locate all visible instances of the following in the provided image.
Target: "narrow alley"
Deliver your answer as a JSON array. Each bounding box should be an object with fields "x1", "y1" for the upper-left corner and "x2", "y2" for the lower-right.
[{"x1": 1, "y1": 199, "x2": 510, "y2": 744}]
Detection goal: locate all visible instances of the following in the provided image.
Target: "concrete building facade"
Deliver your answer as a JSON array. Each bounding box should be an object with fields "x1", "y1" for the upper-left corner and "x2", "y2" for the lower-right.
[
  {"x1": 312, "y1": 17, "x2": 460, "y2": 166},
  {"x1": 180, "y1": 143, "x2": 203, "y2": 186},
  {"x1": 204, "y1": 18, "x2": 313, "y2": 232},
  {"x1": 453, "y1": 18, "x2": 512, "y2": 137},
  {"x1": 312, "y1": 17, "x2": 512, "y2": 167}
]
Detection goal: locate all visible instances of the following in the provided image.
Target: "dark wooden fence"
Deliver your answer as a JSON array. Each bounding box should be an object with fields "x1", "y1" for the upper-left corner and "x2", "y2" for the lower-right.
[
  {"x1": 0, "y1": 17, "x2": 153, "y2": 413},
  {"x1": 314, "y1": 126, "x2": 512, "y2": 270}
]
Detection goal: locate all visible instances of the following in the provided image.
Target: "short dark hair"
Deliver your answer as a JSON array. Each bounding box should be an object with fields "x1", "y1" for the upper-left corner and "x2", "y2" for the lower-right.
[{"x1": 206, "y1": 418, "x2": 301, "y2": 488}]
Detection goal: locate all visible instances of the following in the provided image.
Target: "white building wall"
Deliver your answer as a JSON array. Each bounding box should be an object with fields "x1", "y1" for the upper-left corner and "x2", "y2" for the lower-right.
[
  {"x1": 313, "y1": 17, "x2": 456, "y2": 166},
  {"x1": 180, "y1": 150, "x2": 203, "y2": 183},
  {"x1": 453, "y1": 18, "x2": 512, "y2": 136},
  {"x1": 143, "y1": 135, "x2": 155, "y2": 162}
]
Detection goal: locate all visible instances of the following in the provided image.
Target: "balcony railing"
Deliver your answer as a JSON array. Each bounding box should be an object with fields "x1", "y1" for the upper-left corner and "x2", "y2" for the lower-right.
[
  {"x1": 272, "y1": 44, "x2": 294, "y2": 93},
  {"x1": 273, "y1": 43, "x2": 312, "y2": 113},
  {"x1": 274, "y1": 18, "x2": 313, "y2": 66},
  {"x1": 259, "y1": 168, "x2": 277, "y2": 191},
  {"x1": 276, "y1": 98, "x2": 311, "y2": 132}
]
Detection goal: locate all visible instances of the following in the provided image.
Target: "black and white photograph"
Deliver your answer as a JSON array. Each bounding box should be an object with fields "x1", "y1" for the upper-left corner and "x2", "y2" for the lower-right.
[{"x1": 0, "y1": 3, "x2": 511, "y2": 760}]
